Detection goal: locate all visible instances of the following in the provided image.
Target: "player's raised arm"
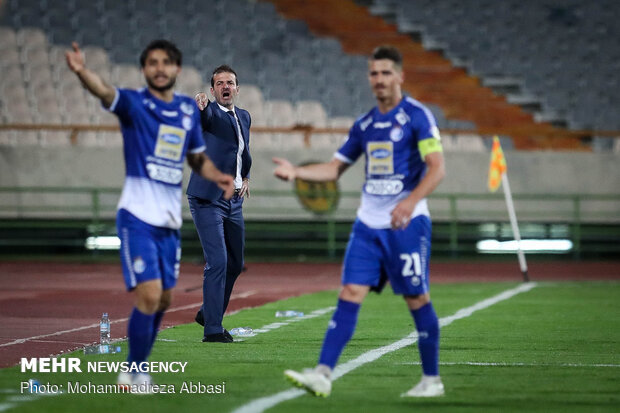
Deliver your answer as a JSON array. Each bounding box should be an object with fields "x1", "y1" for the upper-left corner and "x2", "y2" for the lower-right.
[
  {"x1": 187, "y1": 152, "x2": 235, "y2": 200},
  {"x1": 273, "y1": 157, "x2": 349, "y2": 182},
  {"x1": 65, "y1": 42, "x2": 116, "y2": 108}
]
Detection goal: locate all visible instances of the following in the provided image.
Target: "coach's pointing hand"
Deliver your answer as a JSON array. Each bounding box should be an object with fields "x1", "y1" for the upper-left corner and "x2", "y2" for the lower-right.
[{"x1": 194, "y1": 92, "x2": 208, "y2": 110}]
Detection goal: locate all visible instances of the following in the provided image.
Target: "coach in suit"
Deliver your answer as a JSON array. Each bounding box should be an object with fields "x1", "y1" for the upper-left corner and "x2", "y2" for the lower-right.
[{"x1": 187, "y1": 65, "x2": 252, "y2": 343}]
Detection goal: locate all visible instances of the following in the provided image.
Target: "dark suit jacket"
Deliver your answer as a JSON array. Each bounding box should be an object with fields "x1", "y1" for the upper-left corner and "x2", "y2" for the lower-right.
[{"x1": 187, "y1": 100, "x2": 252, "y2": 202}]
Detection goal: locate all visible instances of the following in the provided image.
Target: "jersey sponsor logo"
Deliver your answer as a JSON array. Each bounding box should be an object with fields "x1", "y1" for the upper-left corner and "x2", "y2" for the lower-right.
[
  {"x1": 370, "y1": 148, "x2": 391, "y2": 159},
  {"x1": 389, "y1": 125, "x2": 404, "y2": 142},
  {"x1": 364, "y1": 179, "x2": 403, "y2": 195},
  {"x1": 154, "y1": 124, "x2": 187, "y2": 161},
  {"x1": 162, "y1": 133, "x2": 182, "y2": 145},
  {"x1": 367, "y1": 141, "x2": 394, "y2": 175},
  {"x1": 161, "y1": 110, "x2": 178, "y2": 117},
  {"x1": 146, "y1": 162, "x2": 184, "y2": 184},
  {"x1": 180, "y1": 102, "x2": 195, "y2": 115},
  {"x1": 373, "y1": 121, "x2": 392, "y2": 129}
]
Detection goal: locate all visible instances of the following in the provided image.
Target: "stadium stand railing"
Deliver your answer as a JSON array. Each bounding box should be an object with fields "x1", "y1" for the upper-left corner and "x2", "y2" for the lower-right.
[{"x1": 0, "y1": 186, "x2": 618, "y2": 259}]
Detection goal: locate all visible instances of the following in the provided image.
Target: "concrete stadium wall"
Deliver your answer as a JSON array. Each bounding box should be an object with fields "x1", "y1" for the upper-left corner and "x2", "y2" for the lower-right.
[{"x1": 0, "y1": 146, "x2": 618, "y2": 222}]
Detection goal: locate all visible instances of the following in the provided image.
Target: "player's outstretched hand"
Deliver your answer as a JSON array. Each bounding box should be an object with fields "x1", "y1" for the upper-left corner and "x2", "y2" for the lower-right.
[
  {"x1": 217, "y1": 174, "x2": 235, "y2": 200},
  {"x1": 194, "y1": 92, "x2": 208, "y2": 110},
  {"x1": 272, "y1": 157, "x2": 296, "y2": 181},
  {"x1": 65, "y1": 42, "x2": 85, "y2": 73}
]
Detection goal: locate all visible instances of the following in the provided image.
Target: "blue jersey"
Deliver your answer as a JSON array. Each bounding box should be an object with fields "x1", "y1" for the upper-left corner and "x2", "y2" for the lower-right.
[
  {"x1": 108, "y1": 88, "x2": 206, "y2": 229},
  {"x1": 335, "y1": 97, "x2": 441, "y2": 229}
]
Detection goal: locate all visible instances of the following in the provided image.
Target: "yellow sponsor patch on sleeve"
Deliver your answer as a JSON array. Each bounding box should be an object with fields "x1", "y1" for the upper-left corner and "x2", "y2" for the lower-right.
[{"x1": 418, "y1": 137, "x2": 443, "y2": 159}]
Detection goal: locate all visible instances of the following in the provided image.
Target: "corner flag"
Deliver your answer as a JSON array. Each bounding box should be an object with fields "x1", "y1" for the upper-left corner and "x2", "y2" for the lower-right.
[
  {"x1": 486, "y1": 136, "x2": 529, "y2": 282},
  {"x1": 488, "y1": 136, "x2": 507, "y2": 192}
]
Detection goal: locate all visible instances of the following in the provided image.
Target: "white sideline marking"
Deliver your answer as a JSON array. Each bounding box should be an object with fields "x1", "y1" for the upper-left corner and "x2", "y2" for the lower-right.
[
  {"x1": 400, "y1": 361, "x2": 620, "y2": 368},
  {"x1": 232, "y1": 282, "x2": 538, "y2": 413},
  {"x1": 0, "y1": 291, "x2": 256, "y2": 348}
]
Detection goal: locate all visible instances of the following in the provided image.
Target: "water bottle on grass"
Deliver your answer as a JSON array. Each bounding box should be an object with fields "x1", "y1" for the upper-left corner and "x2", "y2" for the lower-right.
[
  {"x1": 275, "y1": 310, "x2": 304, "y2": 318},
  {"x1": 100, "y1": 313, "x2": 110, "y2": 345},
  {"x1": 229, "y1": 327, "x2": 255, "y2": 337}
]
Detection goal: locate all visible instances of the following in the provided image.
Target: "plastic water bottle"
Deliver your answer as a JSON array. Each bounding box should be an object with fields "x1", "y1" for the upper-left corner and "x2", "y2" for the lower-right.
[
  {"x1": 100, "y1": 313, "x2": 110, "y2": 345},
  {"x1": 275, "y1": 310, "x2": 304, "y2": 318},
  {"x1": 229, "y1": 327, "x2": 255, "y2": 337},
  {"x1": 27, "y1": 379, "x2": 40, "y2": 393}
]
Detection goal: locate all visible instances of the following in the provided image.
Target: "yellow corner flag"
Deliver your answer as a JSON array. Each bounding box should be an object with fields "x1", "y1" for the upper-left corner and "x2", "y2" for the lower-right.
[{"x1": 488, "y1": 136, "x2": 507, "y2": 192}]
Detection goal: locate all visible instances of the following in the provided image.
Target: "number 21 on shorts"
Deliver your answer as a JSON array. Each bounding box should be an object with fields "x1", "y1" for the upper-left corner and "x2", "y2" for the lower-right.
[{"x1": 400, "y1": 252, "x2": 422, "y2": 277}]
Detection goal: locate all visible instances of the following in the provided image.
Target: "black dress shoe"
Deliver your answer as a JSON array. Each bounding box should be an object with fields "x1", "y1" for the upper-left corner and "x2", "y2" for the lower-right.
[
  {"x1": 223, "y1": 329, "x2": 233, "y2": 341},
  {"x1": 195, "y1": 309, "x2": 205, "y2": 326},
  {"x1": 202, "y1": 333, "x2": 233, "y2": 343}
]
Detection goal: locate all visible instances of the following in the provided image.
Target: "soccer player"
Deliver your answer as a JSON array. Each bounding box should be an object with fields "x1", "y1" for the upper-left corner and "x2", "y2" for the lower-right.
[
  {"x1": 65, "y1": 40, "x2": 234, "y2": 390},
  {"x1": 274, "y1": 45, "x2": 446, "y2": 398}
]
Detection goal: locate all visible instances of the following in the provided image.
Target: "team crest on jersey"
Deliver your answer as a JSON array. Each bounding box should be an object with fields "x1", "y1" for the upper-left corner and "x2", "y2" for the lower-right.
[
  {"x1": 180, "y1": 102, "x2": 195, "y2": 116},
  {"x1": 389, "y1": 125, "x2": 404, "y2": 142},
  {"x1": 133, "y1": 256, "x2": 146, "y2": 274},
  {"x1": 395, "y1": 111, "x2": 408, "y2": 126},
  {"x1": 155, "y1": 124, "x2": 187, "y2": 161},
  {"x1": 367, "y1": 141, "x2": 394, "y2": 175},
  {"x1": 182, "y1": 115, "x2": 193, "y2": 130}
]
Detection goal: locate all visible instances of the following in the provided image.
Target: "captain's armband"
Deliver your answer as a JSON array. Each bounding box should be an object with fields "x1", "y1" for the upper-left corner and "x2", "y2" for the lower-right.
[{"x1": 418, "y1": 137, "x2": 443, "y2": 159}]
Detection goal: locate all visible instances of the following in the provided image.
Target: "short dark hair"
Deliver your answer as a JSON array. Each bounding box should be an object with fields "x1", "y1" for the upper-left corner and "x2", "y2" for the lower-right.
[
  {"x1": 139, "y1": 39, "x2": 182, "y2": 67},
  {"x1": 371, "y1": 45, "x2": 402, "y2": 69},
  {"x1": 211, "y1": 65, "x2": 238, "y2": 87}
]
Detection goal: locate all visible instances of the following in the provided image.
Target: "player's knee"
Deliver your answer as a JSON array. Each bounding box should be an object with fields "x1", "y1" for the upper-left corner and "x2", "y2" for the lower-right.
[
  {"x1": 404, "y1": 293, "x2": 430, "y2": 310},
  {"x1": 339, "y1": 284, "x2": 368, "y2": 303},
  {"x1": 158, "y1": 294, "x2": 172, "y2": 312},
  {"x1": 137, "y1": 289, "x2": 162, "y2": 314}
]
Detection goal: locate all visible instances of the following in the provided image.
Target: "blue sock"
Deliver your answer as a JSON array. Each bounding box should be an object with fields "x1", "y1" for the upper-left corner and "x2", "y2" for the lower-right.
[
  {"x1": 318, "y1": 299, "x2": 361, "y2": 369},
  {"x1": 127, "y1": 307, "x2": 155, "y2": 364},
  {"x1": 147, "y1": 311, "x2": 164, "y2": 355},
  {"x1": 411, "y1": 303, "x2": 440, "y2": 376}
]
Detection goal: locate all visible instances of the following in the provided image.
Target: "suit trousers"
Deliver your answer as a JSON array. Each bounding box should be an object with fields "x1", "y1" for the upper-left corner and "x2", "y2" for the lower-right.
[{"x1": 188, "y1": 194, "x2": 244, "y2": 336}]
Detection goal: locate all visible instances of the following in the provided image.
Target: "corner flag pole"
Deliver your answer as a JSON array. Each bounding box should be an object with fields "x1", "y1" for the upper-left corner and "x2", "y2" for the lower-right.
[
  {"x1": 500, "y1": 173, "x2": 529, "y2": 282},
  {"x1": 488, "y1": 136, "x2": 529, "y2": 282}
]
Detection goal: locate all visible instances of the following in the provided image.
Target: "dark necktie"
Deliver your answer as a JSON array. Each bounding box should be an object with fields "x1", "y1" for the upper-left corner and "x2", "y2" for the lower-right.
[{"x1": 228, "y1": 110, "x2": 242, "y2": 135}]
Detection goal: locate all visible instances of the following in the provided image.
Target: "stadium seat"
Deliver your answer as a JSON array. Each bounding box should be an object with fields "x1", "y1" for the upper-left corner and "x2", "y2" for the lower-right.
[
  {"x1": 294, "y1": 100, "x2": 327, "y2": 127},
  {"x1": 0, "y1": 27, "x2": 17, "y2": 49},
  {"x1": 264, "y1": 100, "x2": 295, "y2": 127},
  {"x1": 175, "y1": 66, "x2": 204, "y2": 97},
  {"x1": 16, "y1": 28, "x2": 47, "y2": 49},
  {"x1": 236, "y1": 84, "x2": 265, "y2": 123},
  {"x1": 110, "y1": 64, "x2": 143, "y2": 89}
]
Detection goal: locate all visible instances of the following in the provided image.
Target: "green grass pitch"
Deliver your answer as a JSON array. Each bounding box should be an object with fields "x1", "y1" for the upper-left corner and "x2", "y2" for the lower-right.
[{"x1": 1, "y1": 281, "x2": 618, "y2": 412}]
